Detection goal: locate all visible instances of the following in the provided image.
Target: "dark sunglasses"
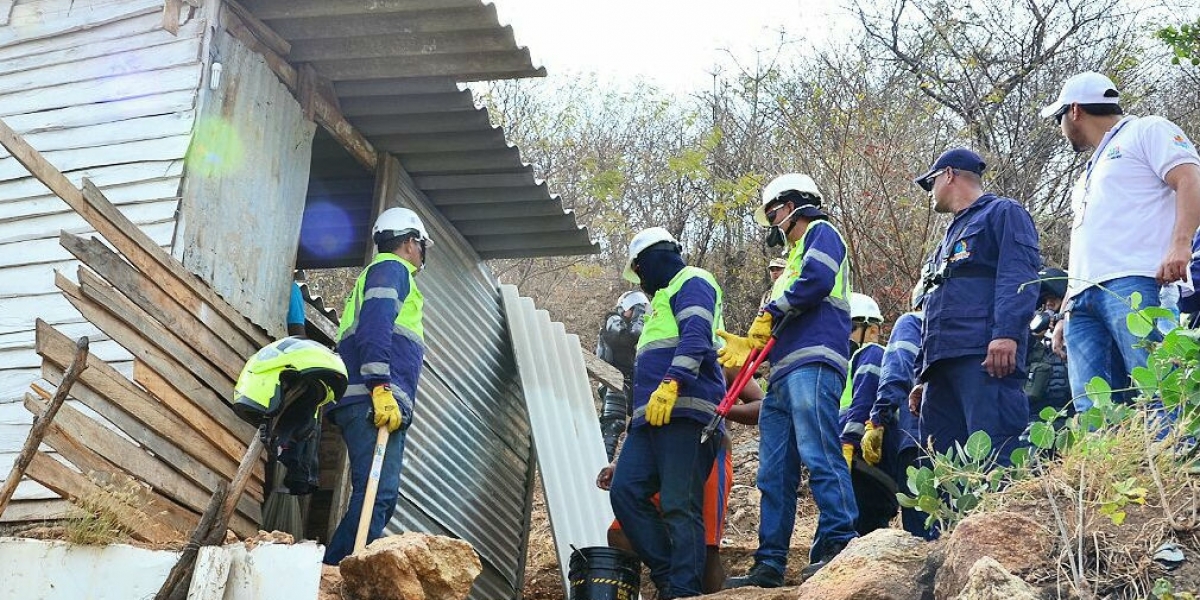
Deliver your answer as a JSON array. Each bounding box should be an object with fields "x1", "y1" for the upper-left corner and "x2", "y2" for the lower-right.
[
  {"x1": 765, "y1": 202, "x2": 788, "y2": 223},
  {"x1": 1054, "y1": 105, "x2": 1070, "y2": 125}
]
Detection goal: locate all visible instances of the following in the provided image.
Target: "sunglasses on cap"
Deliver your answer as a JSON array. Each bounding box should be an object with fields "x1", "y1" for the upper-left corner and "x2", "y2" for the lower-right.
[{"x1": 916, "y1": 168, "x2": 949, "y2": 192}]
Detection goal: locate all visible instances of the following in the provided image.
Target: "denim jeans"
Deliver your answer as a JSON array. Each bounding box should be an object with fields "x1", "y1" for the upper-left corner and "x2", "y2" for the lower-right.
[
  {"x1": 322, "y1": 402, "x2": 407, "y2": 565},
  {"x1": 610, "y1": 420, "x2": 718, "y2": 599},
  {"x1": 1065, "y1": 276, "x2": 1161, "y2": 412},
  {"x1": 755, "y1": 363, "x2": 857, "y2": 572}
]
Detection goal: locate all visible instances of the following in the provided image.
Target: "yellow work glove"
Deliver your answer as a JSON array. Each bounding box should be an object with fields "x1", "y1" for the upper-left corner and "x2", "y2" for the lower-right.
[
  {"x1": 371, "y1": 384, "x2": 403, "y2": 433},
  {"x1": 645, "y1": 379, "x2": 680, "y2": 427},
  {"x1": 715, "y1": 330, "x2": 754, "y2": 369},
  {"x1": 862, "y1": 422, "x2": 884, "y2": 466},
  {"x1": 864, "y1": 422, "x2": 883, "y2": 463},
  {"x1": 747, "y1": 312, "x2": 774, "y2": 348},
  {"x1": 842, "y1": 443, "x2": 855, "y2": 470}
]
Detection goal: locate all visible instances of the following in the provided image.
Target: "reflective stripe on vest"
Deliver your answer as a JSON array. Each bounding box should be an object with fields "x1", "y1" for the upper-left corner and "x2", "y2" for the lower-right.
[
  {"x1": 636, "y1": 266, "x2": 724, "y2": 356},
  {"x1": 840, "y1": 342, "x2": 884, "y2": 410},
  {"x1": 338, "y1": 253, "x2": 424, "y2": 345},
  {"x1": 769, "y1": 221, "x2": 851, "y2": 313},
  {"x1": 631, "y1": 396, "x2": 718, "y2": 420}
]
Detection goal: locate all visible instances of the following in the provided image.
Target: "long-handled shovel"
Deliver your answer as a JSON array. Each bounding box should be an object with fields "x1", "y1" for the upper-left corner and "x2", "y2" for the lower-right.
[
  {"x1": 352, "y1": 425, "x2": 390, "y2": 553},
  {"x1": 701, "y1": 312, "x2": 796, "y2": 443}
]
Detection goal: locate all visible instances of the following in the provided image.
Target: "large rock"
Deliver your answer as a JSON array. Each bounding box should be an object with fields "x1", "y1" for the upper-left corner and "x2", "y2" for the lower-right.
[
  {"x1": 954, "y1": 557, "x2": 1039, "y2": 600},
  {"x1": 686, "y1": 586, "x2": 801, "y2": 599},
  {"x1": 339, "y1": 532, "x2": 482, "y2": 600},
  {"x1": 796, "y1": 528, "x2": 933, "y2": 600},
  {"x1": 935, "y1": 512, "x2": 1053, "y2": 600}
]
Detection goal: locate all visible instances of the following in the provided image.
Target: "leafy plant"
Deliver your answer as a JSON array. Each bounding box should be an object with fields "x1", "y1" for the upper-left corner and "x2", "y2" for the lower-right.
[
  {"x1": 1157, "y1": 20, "x2": 1200, "y2": 66},
  {"x1": 897, "y1": 430, "x2": 1010, "y2": 531}
]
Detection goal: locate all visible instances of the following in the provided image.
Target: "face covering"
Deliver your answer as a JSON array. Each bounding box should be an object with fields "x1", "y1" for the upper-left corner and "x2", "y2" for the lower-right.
[{"x1": 636, "y1": 248, "x2": 686, "y2": 297}]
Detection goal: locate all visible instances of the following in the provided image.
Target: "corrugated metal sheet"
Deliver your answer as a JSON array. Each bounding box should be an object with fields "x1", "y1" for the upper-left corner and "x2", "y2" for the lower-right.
[
  {"x1": 239, "y1": 0, "x2": 599, "y2": 264},
  {"x1": 499, "y1": 284, "x2": 614, "y2": 597},
  {"x1": 176, "y1": 27, "x2": 316, "y2": 337},
  {"x1": 377, "y1": 159, "x2": 533, "y2": 599}
]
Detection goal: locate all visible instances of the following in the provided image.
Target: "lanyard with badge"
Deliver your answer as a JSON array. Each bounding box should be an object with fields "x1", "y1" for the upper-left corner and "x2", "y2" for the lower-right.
[{"x1": 1072, "y1": 117, "x2": 1134, "y2": 229}]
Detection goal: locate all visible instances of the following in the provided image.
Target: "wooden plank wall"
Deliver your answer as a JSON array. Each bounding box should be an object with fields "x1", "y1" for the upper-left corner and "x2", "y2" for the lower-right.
[
  {"x1": 0, "y1": 0, "x2": 206, "y2": 521},
  {"x1": 175, "y1": 25, "x2": 316, "y2": 339}
]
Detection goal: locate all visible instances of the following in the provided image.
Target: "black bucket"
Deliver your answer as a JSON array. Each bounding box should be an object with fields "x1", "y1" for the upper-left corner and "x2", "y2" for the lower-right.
[{"x1": 568, "y1": 546, "x2": 641, "y2": 600}]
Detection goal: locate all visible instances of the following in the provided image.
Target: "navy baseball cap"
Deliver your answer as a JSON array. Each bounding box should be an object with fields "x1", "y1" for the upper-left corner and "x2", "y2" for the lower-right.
[{"x1": 914, "y1": 148, "x2": 987, "y2": 191}]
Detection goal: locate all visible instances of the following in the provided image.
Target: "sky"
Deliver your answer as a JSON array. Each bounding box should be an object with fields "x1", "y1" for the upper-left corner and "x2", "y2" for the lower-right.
[{"x1": 490, "y1": 0, "x2": 850, "y2": 94}]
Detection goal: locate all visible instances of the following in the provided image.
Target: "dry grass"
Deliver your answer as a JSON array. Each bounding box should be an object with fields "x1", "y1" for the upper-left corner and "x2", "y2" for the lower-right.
[
  {"x1": 987, "y1": 412, "x2": 1200, "y2": 598},
  {"x1": 63, "y1": 472, "x2": 148, "y2": 546}
]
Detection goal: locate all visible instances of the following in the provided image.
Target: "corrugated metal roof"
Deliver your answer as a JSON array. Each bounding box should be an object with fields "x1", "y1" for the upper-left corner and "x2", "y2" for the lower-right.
[
  {"x1": 499, "y1": 284, "x2": 614, "y2": 598},
  {"x1": 242, "y1": 0, "x2": 599, "y2": 262}
]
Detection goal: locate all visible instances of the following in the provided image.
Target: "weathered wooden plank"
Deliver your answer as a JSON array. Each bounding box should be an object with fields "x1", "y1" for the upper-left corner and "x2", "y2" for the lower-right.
[
  {"x1": 0, "y1": 32, "x2": 199, "y2": 98},
  {"x1": 132, "y1": 361, "x2": 263, "y2": 489},
  {"x1": 54, "y1": 275, "x2": 258, "y2": 445},
  {"x1": 40, "y1": 361, "x2": 250, "y2": 504},
  {"x1": 0, "y1": 498, "x2": 81, "y2": 522},
  {"x1": 162, "y1": 0, "x2": 183, "y2": 35},
  {"x1": 0, "y1": 0, "x2": 161, "y2": 46},
  {"x1": 24, "y1": 451, "x2": 182, "y2": 544},
  {"x1": 0, "y1": 191, "x2": 178, "y2": 230},
  {"x1": 0, "y1": 123, "x2": 269, "y2": 350},
  {"x1": 0, "y1": 200, "x2": 177, "y2": 245},
  {"x1": 0, "y1": 161, "x2": 183, "y2": 204},
  {"x1": 0, "y1": 92, "x2": 194, "y2": 141},
  {"x1": 0, "y1": 18, "x2": 202, "y2": 78},
  {"x1": 225, "y1": 0, "x2": 290, "y2": 56},
  {"x1": 0, "y1": 337, "x2": 126, "y2": 370},
  {"x1": 0, "y1": 112, "x2": 195, "y2": 163},
  {"x1": 24, "y1": 394, "x2": 257, "y2": 536},
  {"x1": 0, "y1": 322, "x2": 104, "y2": 352},
  {"x1": 0, "y1": 63, "x2": 202, "y2": 118},
  {"x1": 0, "y1": 136, "x2": 193, "y2": 183},
  {"x1": 72, "y1": 265, "x2": 234, "y2": 391},
  {"x1": 66, "y1": 235, "x2": 249, "y2": 375},
  {"x1": 36, "y1": 321, "x2": 262, "y2": 504},
  {"x1": 1, "y1": 11, "x2": 164, "y2": 62},
  {"x1": 0, "y1": 219, "x2": 175, "y2": 268}
]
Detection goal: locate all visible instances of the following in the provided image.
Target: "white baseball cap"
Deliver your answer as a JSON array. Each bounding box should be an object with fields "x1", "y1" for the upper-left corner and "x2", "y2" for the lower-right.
[{"x1": 1039, "y1": 72, "x2": 1121, "y2": 118}]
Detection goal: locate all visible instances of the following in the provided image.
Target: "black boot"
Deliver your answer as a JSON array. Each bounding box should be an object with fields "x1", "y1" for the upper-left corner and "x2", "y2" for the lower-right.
[
  {"x1": 799, "y1": 539, "x2": 851, "y2": 580},
  {"x1": 724, "y1": 563, "x2": 784, "y2": 589}
]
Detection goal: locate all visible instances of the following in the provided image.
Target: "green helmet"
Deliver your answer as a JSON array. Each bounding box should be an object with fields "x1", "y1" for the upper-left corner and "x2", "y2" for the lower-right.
[{"x1": 233, "y1": 337, "x2": 347, "y2": 425}]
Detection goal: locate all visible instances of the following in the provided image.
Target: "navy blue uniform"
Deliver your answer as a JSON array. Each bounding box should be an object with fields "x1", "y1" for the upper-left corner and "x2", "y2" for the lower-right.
[{"x1": 918, "y1": 194, "x2": 1040, "y2": 466}]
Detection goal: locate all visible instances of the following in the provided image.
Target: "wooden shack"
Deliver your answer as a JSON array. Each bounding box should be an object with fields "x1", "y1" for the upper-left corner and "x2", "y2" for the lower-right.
[{"x1": 0, "y1": 1, "x2": 596, "y2": 597}]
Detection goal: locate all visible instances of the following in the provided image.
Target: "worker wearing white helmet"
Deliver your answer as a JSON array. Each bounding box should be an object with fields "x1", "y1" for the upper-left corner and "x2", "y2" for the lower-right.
[
  {"x1": 608, "y1": 226, "x2": 726, "y2": 599},
  {"x1": 596, "y1": 290, "x2": 650, "y2": 461},
  {"x1": 323, "y1": 206, "x2": 433, "y2": 565},
  {"x1": 723, "y1": 173, "x2": 857, "y2": 588}
]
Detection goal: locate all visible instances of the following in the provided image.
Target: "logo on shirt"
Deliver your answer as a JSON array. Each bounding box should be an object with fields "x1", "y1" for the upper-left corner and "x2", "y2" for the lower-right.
[
  {"x1": 1174, "y1": 134, "x2": 1194, "y2": 149},
  {"x1": 949, "y1": 240, "x2": 971, "y2": 262},
  {"x1": 1105, "y1": 145, "x2": 1123, "y2": 160}
]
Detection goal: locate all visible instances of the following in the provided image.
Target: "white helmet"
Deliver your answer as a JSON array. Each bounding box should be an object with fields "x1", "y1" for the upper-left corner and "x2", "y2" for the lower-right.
[
  {"x1": 849, "y1": 292, "x2": 883, "y2": 324},
  {"x1": 373, "y1": 207, "x2": 433, "y2": 246},
  {"x1": 623, "y1": 227, "x2": 680, "y2": 284},
  {"x1": 617, "y1": 291, "x2": 650, "y2": 312},
  {"x1": 755, "y1": 173, "x2": 824, "y2": 227}
]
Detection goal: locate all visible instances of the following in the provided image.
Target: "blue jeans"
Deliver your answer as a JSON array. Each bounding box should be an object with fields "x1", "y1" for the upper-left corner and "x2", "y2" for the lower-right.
[
  {"x1": 1065, "y1": 276, "x2": 1160, "y2": 411},
  {"x1": 755, "y1": 364, "x2": 857, "y2": 572},
  {"x1": 322, "y1": 402, "x2": 407, "y2": 565},
  {"x1": 610, "y1": 420, "x2": 718, "y2": 599}
]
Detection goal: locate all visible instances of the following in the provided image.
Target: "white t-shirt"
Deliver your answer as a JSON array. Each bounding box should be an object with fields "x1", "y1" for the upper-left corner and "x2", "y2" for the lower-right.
[{"x1": 1067, "y1": 115, "x2": 1200, "y2": 299}]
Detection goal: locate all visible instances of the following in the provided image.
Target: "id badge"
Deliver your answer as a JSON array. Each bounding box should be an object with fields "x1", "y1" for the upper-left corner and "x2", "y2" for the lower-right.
[{"x1": 1070, "y1": 174, "x2": 1087, "y2": 229}]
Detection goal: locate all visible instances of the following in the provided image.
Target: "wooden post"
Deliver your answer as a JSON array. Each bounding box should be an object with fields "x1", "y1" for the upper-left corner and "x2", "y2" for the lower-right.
[
  {"x1": 155, "y1": 433, "x2": 264, "y2": 600},
  {"x1": 0, "y1": 337, "x2": 89, "y2": 518}
]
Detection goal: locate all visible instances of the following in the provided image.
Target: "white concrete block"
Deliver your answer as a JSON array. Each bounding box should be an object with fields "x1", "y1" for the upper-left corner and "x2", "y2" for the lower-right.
[
  {"x1": 188, "y1": 546, "x2": 232, "y2": 600},
  {"x1": 220, "y1": 542, "x2": 323, "y2": 600},
  {"x1": 0, "y1": 537, "x2": 179, "y2": 600}
]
